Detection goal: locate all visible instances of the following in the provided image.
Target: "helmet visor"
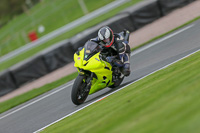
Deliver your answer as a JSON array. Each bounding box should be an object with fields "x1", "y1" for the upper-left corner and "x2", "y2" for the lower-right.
[{"x1": 103, "y1": 38, "x2": 111, "y2": 46}]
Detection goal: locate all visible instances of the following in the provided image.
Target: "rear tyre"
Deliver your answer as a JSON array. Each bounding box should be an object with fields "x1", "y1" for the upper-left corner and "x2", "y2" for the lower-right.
[
  {"x1": 109, "y1": 76, "x2": 124, "y2": 88},
  {"x1": 71, "y1": 75, "x2": 89, "y2": 105}
]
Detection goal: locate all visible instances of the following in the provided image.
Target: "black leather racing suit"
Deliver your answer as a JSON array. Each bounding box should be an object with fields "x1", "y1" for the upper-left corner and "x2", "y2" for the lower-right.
[{"x1": 91, "y1": 31, "x2": 131, "y2": 76}]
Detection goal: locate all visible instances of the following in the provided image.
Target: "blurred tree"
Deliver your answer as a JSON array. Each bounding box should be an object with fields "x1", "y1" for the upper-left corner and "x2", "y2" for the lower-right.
[
  {"x1": 9, "y1": 0, "x2": 25, "y2": 16},
  {"x1": 0, "y1": 0, "x2": 40, "y2": 28},
  {"x1": 0, "y1": 0, "x2": 10, "y2": 27}
]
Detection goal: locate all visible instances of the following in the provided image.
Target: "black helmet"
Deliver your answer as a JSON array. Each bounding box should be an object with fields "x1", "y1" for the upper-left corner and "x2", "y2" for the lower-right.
[{"x1": 98, "y1": 26, "x2": 114, "y2": 48}]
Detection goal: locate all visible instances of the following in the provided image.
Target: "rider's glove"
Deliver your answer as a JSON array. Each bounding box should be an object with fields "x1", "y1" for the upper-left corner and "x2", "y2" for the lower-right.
[{"x1": 106, "y1": 56, "x2": 115, "y2": 63}]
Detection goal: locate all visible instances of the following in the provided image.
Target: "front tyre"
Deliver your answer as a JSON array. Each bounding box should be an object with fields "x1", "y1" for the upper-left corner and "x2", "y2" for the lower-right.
[{"x1": 71, "y1": 75, "x2": 89, "y2": 105}]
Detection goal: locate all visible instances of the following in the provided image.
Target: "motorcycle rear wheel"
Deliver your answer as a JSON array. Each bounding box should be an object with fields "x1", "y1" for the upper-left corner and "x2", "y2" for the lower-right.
[
  {"x1": 109, "y1": 76, "x2": 124, "y2": 88},
  {"x1": 71, "y1": 75, "x2": 89, "y2": 105}
]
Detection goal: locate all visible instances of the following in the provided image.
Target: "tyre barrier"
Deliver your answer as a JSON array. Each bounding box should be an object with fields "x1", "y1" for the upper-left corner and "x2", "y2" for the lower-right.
[
  {"x1": 70, "y1": 28, "x2": 98, "y2": 51},
  {"x1": 0, "y1": 71, "x2": 16, "y2": 96},
  {"x1": 0, "y1": 0, "x2": 196, "y2": 97},
  {"x1": 9, "y1": 55, "x2": 49, "y2": 87},
  {"x1": 121, "y1": 0, "x2": 162, "y2": 29},
  {"x1": 157, "y1": 0, "x2": 195, "y2": 16},
  {"x1": 42, "y1": 40, "x2": 74, "y2": 72}
]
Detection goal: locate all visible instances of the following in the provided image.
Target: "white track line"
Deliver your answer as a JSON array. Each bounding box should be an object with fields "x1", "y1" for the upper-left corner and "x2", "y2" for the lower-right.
[
  {"x1": 0, "y1": 81, "x2": 74, "y2": 120},
  {"x1": 131, "y1": 24, "x2": 195, "y2": 56},
  {"x1": 34, "y1": 48, "x2": 200, "y2": 133},
  {"x1": 0, "y1": 24, "x2": 195, "y2": 128}
]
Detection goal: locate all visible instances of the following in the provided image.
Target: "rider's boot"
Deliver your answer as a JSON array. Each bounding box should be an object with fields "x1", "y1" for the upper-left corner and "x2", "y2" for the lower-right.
[{"x1": 122, "y1": 63, "x2": 130, "y2": 77}]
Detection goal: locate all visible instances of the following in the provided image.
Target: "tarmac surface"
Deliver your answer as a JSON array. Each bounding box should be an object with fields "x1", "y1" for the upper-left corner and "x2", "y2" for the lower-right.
[
  {"x1": 1, "y1": 18, "x2": 200, "y2": 133},
  {"x1": 0, "y1": 0, "x2": 200, "y2": 102}
]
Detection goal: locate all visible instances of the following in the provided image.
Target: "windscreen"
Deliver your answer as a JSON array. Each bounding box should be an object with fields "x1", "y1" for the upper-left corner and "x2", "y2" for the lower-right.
[{"x1": 84, "y1": 41, "x2": 99, "y2": 60}]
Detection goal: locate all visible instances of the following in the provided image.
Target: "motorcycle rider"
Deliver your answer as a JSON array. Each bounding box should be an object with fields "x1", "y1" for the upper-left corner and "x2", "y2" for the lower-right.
[
  {"x1": 91, "y1": 26, "x2": 131, "y2": 77},
  {"x1": 76, "y1": 26, "x2": 131, "y2": 77}
]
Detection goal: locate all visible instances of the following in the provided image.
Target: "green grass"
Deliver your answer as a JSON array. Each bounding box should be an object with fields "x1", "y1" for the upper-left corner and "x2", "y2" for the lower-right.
[
  {"x1": 0, "y1": 0, "x2": 143, "y2": 72},
  {"x1": 42, "y1": 50, "x2": 200, "y2": 133},
  {"x1": 0, "y1": 72, "x2": 78, "y2": 114},
  {"x1": 0, "y1": 0, "x2": 114, "y2": 56}
]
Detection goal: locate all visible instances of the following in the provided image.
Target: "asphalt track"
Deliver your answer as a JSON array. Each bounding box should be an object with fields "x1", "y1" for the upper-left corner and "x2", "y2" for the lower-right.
[{"x1": 0, "y1": 20, "x2": 200, "y2": 133}]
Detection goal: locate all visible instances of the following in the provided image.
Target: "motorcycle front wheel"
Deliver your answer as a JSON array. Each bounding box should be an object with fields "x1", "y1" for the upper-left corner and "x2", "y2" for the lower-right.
[{"x1": 71, "y1": 75, "x2": 89, "y2": 105}]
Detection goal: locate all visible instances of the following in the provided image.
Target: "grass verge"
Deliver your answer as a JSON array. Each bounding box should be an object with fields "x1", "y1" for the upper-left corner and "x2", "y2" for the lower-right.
[
  {"x1": 42, "y1": 48, "x2": 200, "y2": 133},
  {"x1": 0, "y1": 16, "x2": 199, "y2": 114},
  {"x1": 0, "y1": 0, "x2": 114, "y2": 56}
]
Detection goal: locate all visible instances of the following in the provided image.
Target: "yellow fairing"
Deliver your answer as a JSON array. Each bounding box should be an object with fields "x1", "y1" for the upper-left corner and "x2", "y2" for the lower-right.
[{"x1": 74, "y1": 48, "x2": 113, "y2": 94}]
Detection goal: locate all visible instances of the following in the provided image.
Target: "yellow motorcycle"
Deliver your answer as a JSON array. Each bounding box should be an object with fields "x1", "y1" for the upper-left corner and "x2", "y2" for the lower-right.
[{"x1": 71, "y1": 41, "x2": 124, "y2": 105}]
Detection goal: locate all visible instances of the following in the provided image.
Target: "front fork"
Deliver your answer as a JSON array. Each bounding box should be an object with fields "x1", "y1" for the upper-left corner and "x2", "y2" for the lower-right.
[
  {"x1": 80, "y1": 71, "x2": 93, "y2": 92},
  {"x1": 86, "y1": 72, "x2": 93, "y2": 91}
]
